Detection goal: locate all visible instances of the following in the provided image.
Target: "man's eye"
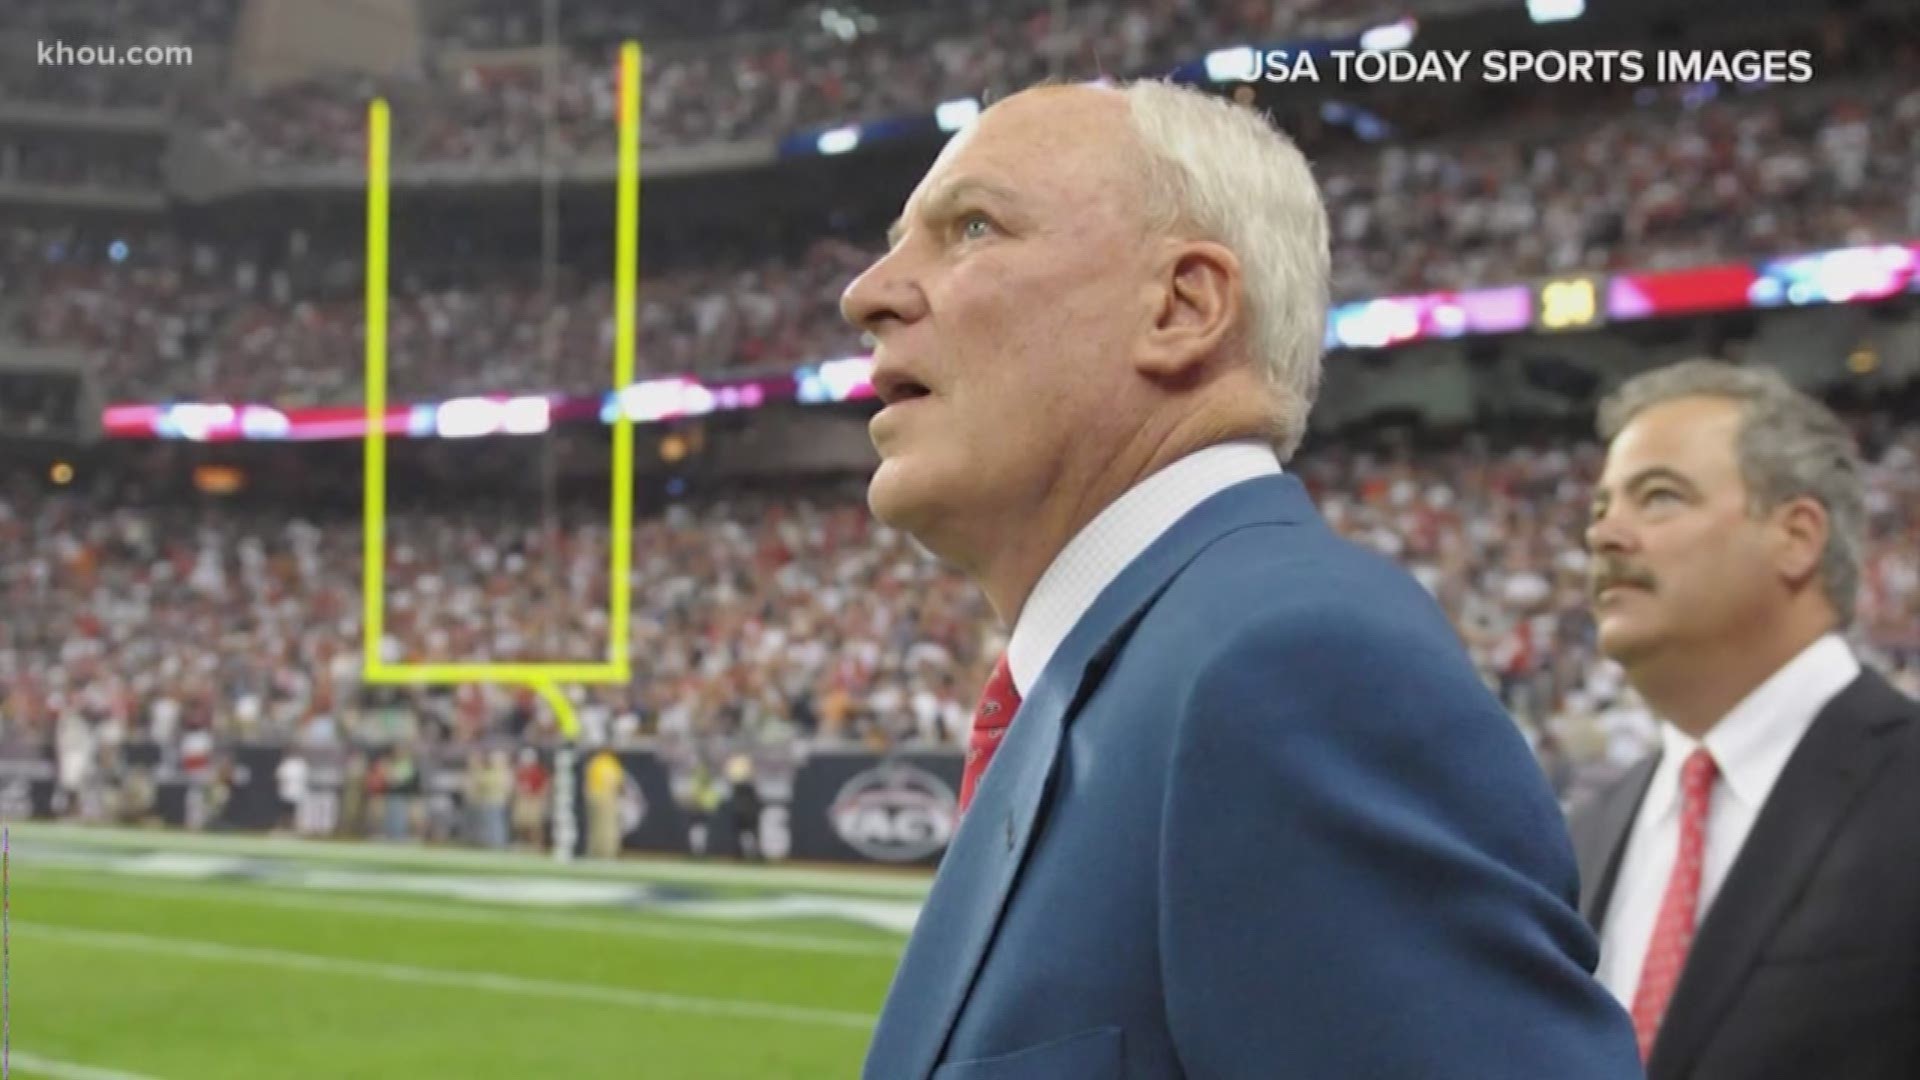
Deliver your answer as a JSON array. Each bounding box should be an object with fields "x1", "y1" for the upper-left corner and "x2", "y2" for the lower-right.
[
  {"x1": 958, "y1": 214, "x2": 994, "y2": 240},
  {"x1": 1643, "y1": 489, "x2": 1681, "y2": 507}
]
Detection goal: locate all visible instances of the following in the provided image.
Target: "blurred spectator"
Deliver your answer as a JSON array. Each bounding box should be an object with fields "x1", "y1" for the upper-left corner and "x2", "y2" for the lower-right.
[
  {"x1": 583, "y1": 747, "x2": 622, "y2": 858},
  {"x1": 686, "y1": 760, "x2": 724, "y2": 857},
  {"x1": 509, "y1": 747, "x2": 549, "y2": 847},
  {"x1": 339, "y1": 749, "x2": 369, "y2": 838},
  {"x1": 724, "y1": 751, "x2": 763, "y2": 861},
  {"x1": 275, "y1": 746, "x2": 307, "y2": 831},
  {"x1": 464, "y1": 747, "x2": 512, "y2": 848},
  {"x1": 384, "y1": 745, "x2": 419, "y2": 839}
]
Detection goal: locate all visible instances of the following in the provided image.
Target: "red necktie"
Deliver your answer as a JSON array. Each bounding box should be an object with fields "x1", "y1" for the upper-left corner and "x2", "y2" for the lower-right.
[
  {"x1": 1631, "y1": 748, "x2": 1719, "y2": 1061},
  {"x1": 958, "y1": 653, "x2": 1021, "y2": 813}
]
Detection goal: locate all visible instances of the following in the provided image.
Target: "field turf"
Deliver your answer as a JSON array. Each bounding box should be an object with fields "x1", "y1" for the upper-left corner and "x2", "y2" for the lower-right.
[{"x1": 0, "y1": 823, "x2": 921, "y2": 1079}]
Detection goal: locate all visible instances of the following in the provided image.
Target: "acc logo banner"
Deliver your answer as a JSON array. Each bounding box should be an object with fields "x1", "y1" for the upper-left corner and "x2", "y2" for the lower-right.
[{"x1": 829, "y1": 763, "x2": 957, "y2": 862}]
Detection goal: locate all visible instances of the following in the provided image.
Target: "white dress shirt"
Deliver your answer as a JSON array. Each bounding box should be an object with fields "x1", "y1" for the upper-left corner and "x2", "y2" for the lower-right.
[
  {"x1": 1004, "y1": 440, "x2": 1282, "y2": 698},
  {"x1": 1596, "y1": 632, "x2": 1862, "y2": 1007}
]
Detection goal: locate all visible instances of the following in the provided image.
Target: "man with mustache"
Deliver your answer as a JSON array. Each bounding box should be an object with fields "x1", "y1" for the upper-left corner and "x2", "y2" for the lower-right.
[
  {"x1": 846, "y1": 77, "x2": 1640, "y2": 1079},
  {"x1": 1571, "y1": 359, "x2": 1920, "y2": 1079}
]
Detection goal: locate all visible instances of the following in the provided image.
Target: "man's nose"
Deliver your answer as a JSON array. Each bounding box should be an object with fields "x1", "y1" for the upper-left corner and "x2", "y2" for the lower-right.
[
  {"x1": 840, "y1": 251, "x2": 927, "y2": 334},
  {"x1": 1585, "y1": 510, "x2": 1635, "y2": 556}
]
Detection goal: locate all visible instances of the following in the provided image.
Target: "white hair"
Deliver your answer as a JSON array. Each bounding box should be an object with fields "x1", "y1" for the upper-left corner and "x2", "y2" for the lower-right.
[{"x1": 1118, "y1": 79, "x2": 1330, "y2": 461}]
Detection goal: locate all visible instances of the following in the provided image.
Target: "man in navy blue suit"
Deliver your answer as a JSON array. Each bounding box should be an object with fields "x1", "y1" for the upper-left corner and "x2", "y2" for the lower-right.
[{"x1": 840, "y1": 78, "x2": 1641, "y2": 1079}]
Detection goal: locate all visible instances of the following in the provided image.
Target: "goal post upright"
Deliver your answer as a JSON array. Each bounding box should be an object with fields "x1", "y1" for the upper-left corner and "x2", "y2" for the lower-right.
[{"x1": 360, "y1": 43, "x2": 646, "y2": 864}]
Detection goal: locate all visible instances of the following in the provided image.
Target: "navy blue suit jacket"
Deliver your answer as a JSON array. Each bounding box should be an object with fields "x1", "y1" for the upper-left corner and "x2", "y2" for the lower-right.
[{"x1": 863, "y1": 474, "x2": 1641, "y2": 1079}]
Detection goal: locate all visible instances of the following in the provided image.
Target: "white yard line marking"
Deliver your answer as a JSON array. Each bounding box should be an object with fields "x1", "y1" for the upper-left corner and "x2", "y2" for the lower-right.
[
  {"x1": 23, "y1": 923, "x2": 877, "y2": 1030},
  {"x1": 7, "y1": 1050, "x2": 162, "y2": 1080},
  {"x1": 7, "y1": 823, "x2": 930, "y2": 898},
  {"x1": 41, "y1": 872, "x2": 905, "y2": 957}
]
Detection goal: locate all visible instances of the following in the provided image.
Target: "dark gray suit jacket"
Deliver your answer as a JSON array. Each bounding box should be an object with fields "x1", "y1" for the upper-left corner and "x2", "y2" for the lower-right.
[{"x1": 1569, "y1": 669, "x2": 1920, "y2": 1080}]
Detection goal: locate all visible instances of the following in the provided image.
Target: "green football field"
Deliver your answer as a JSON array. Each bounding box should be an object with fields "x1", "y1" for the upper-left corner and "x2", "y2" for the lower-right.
[{"x1": 0, "y1": 823, "x2": 922, "y2": 1079}]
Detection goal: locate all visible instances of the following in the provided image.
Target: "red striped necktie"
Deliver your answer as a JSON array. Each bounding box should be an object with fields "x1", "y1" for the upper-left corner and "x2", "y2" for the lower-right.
[{"x1": 958, "y1": 652, "x2": 1021, "y2": 813}]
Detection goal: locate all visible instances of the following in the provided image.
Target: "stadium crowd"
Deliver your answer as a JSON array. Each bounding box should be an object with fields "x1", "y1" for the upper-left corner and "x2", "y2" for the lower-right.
[
  {"x1": 0, "y1": 0, "x2": 1470, "y2": 119},
  {"x1": 0, "y1": 372, "x2": 78, "y2": 437},
  {"x1": 428, "y1": 0, "x2": 1461, "y2": 53},
  {"x1": 5, "y1": 410, "x2": 1918, "y2": 818},
  {"x1": 3, "y1": 223, "x2": 878, "y2": 403},
  {"x1": 194, "y1": 0, "x2": 1461, "y2": 164},
  {"x1": 7, "y1": 0, "x2": 237, "y2": 46},
  {"x1": 0, "y1": 135, "x2": 165, "y2": 191},
  {"x1": 0, "y1": 53, "x2": 192, "y2": 115},
  {"x1": 8, "y1": 70, "x2": 1919, "y2": 406},
  {"x1": 4, "y1": 0, "x2": 1918, "y2": 846}
]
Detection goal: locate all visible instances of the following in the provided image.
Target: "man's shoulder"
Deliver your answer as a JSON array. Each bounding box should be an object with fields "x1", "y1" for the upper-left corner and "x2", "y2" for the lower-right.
[
  {"x1": 1842, "y1": 666, "x2": 1920, "y2": 729},
  {"x1": 1150, "y1": 517, "x2": 1453, "y2": 655},
  {"x1": 1809, "y1": 667, "x2": 1920, "y2": 806},
  {"x1": 1106, "y1": 520, "x2": 1502, "y2": 755},
  {"x1": 1565, "y1": 753, "x2": 1658, "y2": 838}
]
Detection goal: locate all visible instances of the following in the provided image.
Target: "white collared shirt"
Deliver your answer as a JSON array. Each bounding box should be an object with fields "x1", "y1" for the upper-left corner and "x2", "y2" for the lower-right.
[
  {"x1": 1004, "y1": 440, "x2": 1282, "y2": 698},
  {"x1": 1596, "y1": 632, "x2": 1862, "y2": 1007}
]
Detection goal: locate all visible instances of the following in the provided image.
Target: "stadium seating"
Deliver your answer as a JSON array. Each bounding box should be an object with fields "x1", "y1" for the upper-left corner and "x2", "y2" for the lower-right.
[
  {"x1": 5, "y1": 416, "x2": 1917, "y2": 816},
  {"x1": 8, "y1": 69, "x2": 1919, "y2": 406},
  {"x1": 2, "y1": 0, "x2": 1917, "y2": 834}
]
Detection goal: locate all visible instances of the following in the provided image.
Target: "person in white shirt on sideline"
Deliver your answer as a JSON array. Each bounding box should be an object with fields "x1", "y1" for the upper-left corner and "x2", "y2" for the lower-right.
[{"x1": 1570, "y1": 358, "x2": 1920, "y2": 1080}]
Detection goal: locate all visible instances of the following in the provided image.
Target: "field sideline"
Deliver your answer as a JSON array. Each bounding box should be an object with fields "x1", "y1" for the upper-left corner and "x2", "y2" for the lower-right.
[{"x1": 3, "y1": 823, "x2": 919, "y2": 1079}]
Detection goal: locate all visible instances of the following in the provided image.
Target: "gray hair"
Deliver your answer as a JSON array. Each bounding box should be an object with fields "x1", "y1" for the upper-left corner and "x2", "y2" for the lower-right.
[
  {"x1": 1118, "y1": 80, "x2": 1330, "y2": 462},
  {"x1": 1597, "y1": 359, "x2": 1865, "y2": 625}
]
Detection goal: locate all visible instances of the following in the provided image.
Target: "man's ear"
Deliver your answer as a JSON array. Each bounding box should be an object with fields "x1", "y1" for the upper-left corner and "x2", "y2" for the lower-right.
[
  {"x1": 1136, "y1": 240, "x2": 1242, "y2": 383},
  {"x1": 1770, "y1": 495, "x2": 1830, "y2": 587}
]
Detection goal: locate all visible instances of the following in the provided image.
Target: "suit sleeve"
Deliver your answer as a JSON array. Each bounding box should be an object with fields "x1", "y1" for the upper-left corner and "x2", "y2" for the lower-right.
[{"x1": 1158, "y1": 601, "x2": 1642, "y2": 1079}]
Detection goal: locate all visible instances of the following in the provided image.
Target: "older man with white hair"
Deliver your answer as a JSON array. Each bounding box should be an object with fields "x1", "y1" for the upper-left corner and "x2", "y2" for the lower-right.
[{"x1": 844, "y1": 79, "x2": 1639, "y2": 1079}]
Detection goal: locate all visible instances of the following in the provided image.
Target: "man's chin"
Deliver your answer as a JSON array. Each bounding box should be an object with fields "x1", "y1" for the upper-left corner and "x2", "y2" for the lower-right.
[
  {"x1": 868, "y1": 458, "x2": 974, "y2": 566},
  {"x1": 1596, "y1": 618, "x2": 1662, "y2": 668},
  {"x1": 866, "y1": 458, "x2": 930, "y2": 529}
]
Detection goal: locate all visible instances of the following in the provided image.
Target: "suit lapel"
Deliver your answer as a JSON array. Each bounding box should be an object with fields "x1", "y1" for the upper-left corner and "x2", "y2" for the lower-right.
[
  {"x1": 1574, "y1": 754, "x2": 1659, "y2": 928},
  {"x1": 863, "y1": 475, "x2": 1313, "y2": 1080},
  {"x1": 1649, "y1": 672, "x2": 1911, "y2": 1079}
]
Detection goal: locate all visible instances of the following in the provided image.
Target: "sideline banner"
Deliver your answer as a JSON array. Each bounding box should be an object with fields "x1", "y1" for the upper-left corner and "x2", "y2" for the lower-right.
[
  {"x1": 17, "y1": 739, "x2": 965, "y2": 868},
  {"x1": 0, "y1": 749, "x2": 57, "y2": 820},
  {"x1": 785, "y1": 750, "x2": 963, "y2": 868}
]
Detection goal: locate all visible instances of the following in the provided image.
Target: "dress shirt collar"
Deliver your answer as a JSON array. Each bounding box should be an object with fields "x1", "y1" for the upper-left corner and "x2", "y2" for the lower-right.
[
  {"x1": 1641, "y1": 632, "x2": 1861, "y2": 824},
  {"x1": 1004, "y1": 440, "x2": 1283, "y2": 697}
]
